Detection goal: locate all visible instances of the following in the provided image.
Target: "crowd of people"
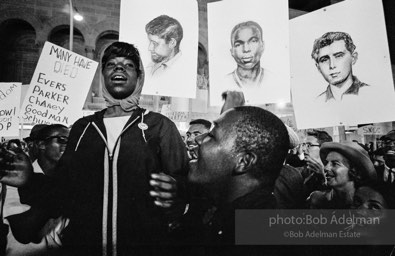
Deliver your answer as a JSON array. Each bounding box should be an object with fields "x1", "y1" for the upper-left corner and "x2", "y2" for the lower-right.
[{"x1": 0, "y1": 41, "x2": 394, "y2": 256}]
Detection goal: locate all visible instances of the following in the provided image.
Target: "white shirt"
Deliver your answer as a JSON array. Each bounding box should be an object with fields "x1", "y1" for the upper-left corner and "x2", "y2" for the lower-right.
[
  {"x1": 223, "y1": 68, "x2": 289, "y2": 105},
  {"x1": 103, "y1": 116, "x2": 130, "y2": 153}
]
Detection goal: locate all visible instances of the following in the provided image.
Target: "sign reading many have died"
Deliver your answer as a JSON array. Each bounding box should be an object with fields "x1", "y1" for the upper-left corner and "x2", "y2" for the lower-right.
[
  {"x1": 0, "y1": 83, "x2": 21, "y2": 137},
  {"x1": 21, "y1": 42, "x2": 98, "y2": 126}
]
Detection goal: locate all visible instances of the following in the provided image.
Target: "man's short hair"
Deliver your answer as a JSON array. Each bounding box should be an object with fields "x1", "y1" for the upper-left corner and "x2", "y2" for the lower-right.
[
  {"x1": 230, "y1": 106, "x2": 289, "y2": 185},
  {"x1": 189, "y1": 119, "x2": 212, "y2": 130},
  {"x1": 101, "y1": 42, "x2": 142, "y2": 78},
  {"x1": 230, "y1": 21, "x2": 263, "y2": 45},
  {"x1": 306, "y1": 129, "x2": 333, "y2": 145},
  {"x1": 36, "y1": 124, "x2": 68, "y2": 141},
  {"x1": 311, "y1": 31, "x2": 356, "y2": 63},
  {"x1": 145, "y1": 15, "x2": 183, "y2": 49}
]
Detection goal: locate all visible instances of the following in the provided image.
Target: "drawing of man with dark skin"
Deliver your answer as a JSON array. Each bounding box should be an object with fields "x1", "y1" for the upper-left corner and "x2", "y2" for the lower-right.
[
  {"x1": 226, "y1": 21, "x2": 265, "y2": 88},
  {"x1": 312, "y1": 32, "x2": 370, "y2": 102}
]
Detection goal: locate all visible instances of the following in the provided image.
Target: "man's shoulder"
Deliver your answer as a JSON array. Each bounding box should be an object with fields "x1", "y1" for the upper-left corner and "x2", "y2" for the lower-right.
[{"x1": 223, "y1": 70, "x2": 241, "y2": 89}]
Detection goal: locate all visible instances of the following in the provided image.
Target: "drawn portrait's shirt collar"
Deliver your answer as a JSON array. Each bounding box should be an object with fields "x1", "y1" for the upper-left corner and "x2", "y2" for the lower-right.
[
  {"x1": 319, "y1": 76, "x2": 369, "y2": 102},
  {"x1": 147, "y1": 51, "x2": 182, "y2": 77},
  {"x1": 231, "y1": 67, "x2": 265, "y2": 88}
]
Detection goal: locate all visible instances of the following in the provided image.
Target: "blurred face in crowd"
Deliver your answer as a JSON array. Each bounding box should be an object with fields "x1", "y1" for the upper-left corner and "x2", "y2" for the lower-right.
[
  {"x1": 40, "y1": 127, "x2": 69, "y2": 165},
  {"x1": 147, "y1": 34, "x2": 174, "y2": 63},
  {"x1": 352, "y1": 186, "x2": 386, "y2": 210},
  {"x1": 230, "y1": 26, "x2": 264, "y2": 70},
  {"x1": 186, "y1": 124, "x2": 210, "y2": 148},
  {"x1": 383, "y1": 138, "x2": 395, "y2": 168},
  {"x1": 301, "y1": 136, "x2": 321, "y2": 161},
  {"x1": 103, "y1": 57, "x2": 138, "y2": 99},
  {"x1": 372, "y1": 154, "x2": 385, "y2": 168},
  {"x1": 324, "y1": 151, "x2": 352, "y2": 189},
  {"x1": 188, "y1": 111, "x2": 237, "y2": 189},
  {"x1": 315, "y1": 40, "x2": 357, "y2": 86}
]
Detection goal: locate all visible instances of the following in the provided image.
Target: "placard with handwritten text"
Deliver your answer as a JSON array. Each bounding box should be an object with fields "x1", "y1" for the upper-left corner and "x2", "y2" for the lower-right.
[
  {"x1": 0, "y1": 83, "x2": 21, "y2": 137},
  {"x1": 21, "y1": 42, "x2": 98, "y2": 126}
]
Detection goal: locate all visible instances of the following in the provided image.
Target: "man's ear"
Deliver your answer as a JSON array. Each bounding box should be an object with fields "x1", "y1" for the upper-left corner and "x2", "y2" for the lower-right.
[
  {"x1": 169, "y1": 38, "x2": 177, "y2": 49},
  {"x1": 261, "y1": 41, "x2": 265, "y2": 53},
  {"x1": 352, "y1": 51, "x2": 358, "y2": 65},
  {"x1": 233, "y1": 152, "x2": 258, "y2": 176},
  {"x1": 230, "y1": 48, "x2": 235, "y2": 59},
  {"x1": 37, "y1": 140, "x2": 46, "y2": 150},
  {"x1": 315, "y1": 62, "x2": 321, "y2": 72}
]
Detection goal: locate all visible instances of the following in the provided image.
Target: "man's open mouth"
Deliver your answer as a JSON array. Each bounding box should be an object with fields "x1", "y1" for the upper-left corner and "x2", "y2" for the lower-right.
[
  {"x1": 325, "y1": 172, "x2": 335, "y2": 180},
  {"x1": 386, "y1": 150, "x2": 395, "y2": 156}
]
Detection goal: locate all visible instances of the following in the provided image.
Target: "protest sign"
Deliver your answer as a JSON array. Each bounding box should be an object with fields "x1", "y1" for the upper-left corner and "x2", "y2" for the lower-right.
[
  {"x1": 290, "y1": 0, "x2": 395, "y2": 129},
  {"x1": 21, "y1": 41, "x2": 98, "y2": 126},
  {"x1": 0, "y1": 83, "x2": 21, "y2": 137}
]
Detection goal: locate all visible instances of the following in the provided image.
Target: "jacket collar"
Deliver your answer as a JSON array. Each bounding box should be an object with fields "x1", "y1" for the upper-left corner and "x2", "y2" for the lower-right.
[{"x1": 92, "y1": 107, "x2": 146, "y2": 136}]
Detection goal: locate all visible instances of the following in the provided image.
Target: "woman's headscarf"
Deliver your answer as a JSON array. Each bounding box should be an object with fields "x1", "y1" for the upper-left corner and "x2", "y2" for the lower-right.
[{"x1": 101, "y1": 42, "x2": 145, "y2": 112}]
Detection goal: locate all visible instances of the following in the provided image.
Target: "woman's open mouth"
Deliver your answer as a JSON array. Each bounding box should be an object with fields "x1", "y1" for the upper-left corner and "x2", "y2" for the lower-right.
[{"x1": 111, "y1": 74, "x2": 127, "y2": 82}]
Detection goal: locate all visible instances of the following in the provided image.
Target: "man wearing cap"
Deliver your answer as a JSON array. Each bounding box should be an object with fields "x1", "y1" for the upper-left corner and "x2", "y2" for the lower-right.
[
  {"x1": 376, "y1": 130, "x2": 395, "y2": 208},
  {"x1": 309, "y1": 141, "x2": 378, "y2": 209},
  {"x1": 23, "y1": 124, "x2": 48, "y2": 162}
]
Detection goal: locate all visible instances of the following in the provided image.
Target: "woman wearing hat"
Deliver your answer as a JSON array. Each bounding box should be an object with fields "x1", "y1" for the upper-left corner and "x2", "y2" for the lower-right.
[{"x1": 308, "y1": 141, "x2": 383, "y2": 209}]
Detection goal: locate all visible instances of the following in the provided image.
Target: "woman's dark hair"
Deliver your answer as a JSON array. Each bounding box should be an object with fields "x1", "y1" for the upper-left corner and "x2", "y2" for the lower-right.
[{"x1": 101, "y1": 42, "x2": 142, "y2": 78}]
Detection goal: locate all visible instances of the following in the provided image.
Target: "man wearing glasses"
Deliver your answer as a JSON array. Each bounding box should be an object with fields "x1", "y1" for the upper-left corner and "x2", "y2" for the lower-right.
[
  {"x1": 3, "y1": 124, "x2": 69, "y2": 255},
  {"x1": 298, "y1": 129, "x2": 332, "y2": 196},
  {"x1": 35, "y1": 124, "x2": 69, "y2": 177}
]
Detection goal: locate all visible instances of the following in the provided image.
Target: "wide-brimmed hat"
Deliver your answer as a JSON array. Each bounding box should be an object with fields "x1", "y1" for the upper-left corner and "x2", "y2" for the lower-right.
[
  {"x1": 380, "y1": 130, "x2": 395, "y2": 141},
  {"x1": 284, "y1": 124, "x2": 300, "y2": 149},
  {"x1": 320, "y1": 141, "x2": 376, "y2": 183}
]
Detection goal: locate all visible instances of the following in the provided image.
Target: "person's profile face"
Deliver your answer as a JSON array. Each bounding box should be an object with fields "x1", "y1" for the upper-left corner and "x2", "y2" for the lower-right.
[
  {"x1": 188, "y1": 111, "x2": 238, "y2": 188},
  {"x1": 323, "y1": 151, "x2": 352, "y2": 189},
  {"x1": 147, "y1": 34, "x2": 173, "y2": 63},
  {"x1": 302, "y1": 135, "x2": 321, "y2": 161},
  {"x1": 230, "y1": 26, "x2": 264, "y2": 70},
  {"x1": 315, "y1": 40, "x2": 357, "y2": 86},
  {"x1": 185, "y1": 124, "x2": 210, "y2": 147},
  {"x1": 102, "y1": 57, "x2": 138, "y2": 99},
  {"x1": 41, "y1": 127, "x2": 70, "y2": 164}
]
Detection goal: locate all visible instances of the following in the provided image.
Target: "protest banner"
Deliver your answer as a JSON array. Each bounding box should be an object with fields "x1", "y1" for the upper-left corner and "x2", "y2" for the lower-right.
[
  {"x1": 0, "y1": 83, "x2": 21, "y2": 137},
  {"x1": 21, "y1": 41, "x2": 98, "y2": 126}
]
